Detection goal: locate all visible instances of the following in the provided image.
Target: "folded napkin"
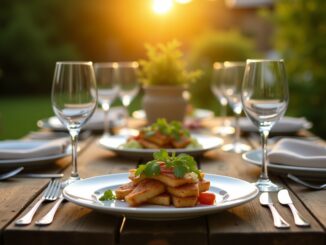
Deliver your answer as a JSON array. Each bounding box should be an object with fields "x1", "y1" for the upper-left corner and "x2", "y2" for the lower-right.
[
  {"x1": 49, "y1": 107, "x2": 127, "y2": 130},
  {"x1": 0, "y1": 138, "x2": 68, "y2": 159},
  {"x1": 268, "y1": 138, "x2": 326, "y2": 168},
  {"x1": 239, "y1": 117, "x2": 311, "y2": 133}
]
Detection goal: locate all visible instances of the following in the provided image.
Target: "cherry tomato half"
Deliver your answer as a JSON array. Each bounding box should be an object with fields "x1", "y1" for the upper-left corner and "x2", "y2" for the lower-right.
[{"x1": 198, "y1": 192, "x2": 216, "y2": 205}]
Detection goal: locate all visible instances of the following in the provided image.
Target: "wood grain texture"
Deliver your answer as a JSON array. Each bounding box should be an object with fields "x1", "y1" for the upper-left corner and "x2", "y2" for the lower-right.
[
  {"x1": 120, "y1": 217, "x2": 207, "y2": 245},
  {"x1": 2, "y1": 123, "x2": 325, "y2": 245},
  {"x1": 3, "y1": 137, "x2": 122, "y2": 245},
  {"x1": 201, "y1": 140, "x2": 325, "y2": 245}
]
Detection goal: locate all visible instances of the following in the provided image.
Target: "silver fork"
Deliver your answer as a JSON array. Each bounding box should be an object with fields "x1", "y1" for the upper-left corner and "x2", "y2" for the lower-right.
[
  {"x1": 35, "y1": 182, "x2": 64, "y2": 226},
  {"x1": 15, "y1": 179, "x2": 61, "y2": 226}
]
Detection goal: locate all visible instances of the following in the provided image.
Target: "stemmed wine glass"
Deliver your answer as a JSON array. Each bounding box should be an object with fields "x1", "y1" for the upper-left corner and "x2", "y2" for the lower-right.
[
  {"x1": 241, "y1": 59, "x2": 289, "y2": 192},
  {"x1": 211, "y1": 62, "x2": 235, "y2": 136},
  {"x1": 94, "y1": 62, "x2": 119, "y2": 136},
  {"x1": 221, "y1": 61, "x2": 251, "y2": 153},
  {"x1": 52, "y1": 61, "x2": 97, "y2": 185},
  {"x1": 117, "y1": 61, "x2": 140, "y2": 136}
]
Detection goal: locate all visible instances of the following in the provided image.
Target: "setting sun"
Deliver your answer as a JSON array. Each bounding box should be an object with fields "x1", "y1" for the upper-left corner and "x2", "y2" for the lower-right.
[{"x1": 152, "y1": 0, "x2": 174, "y2": 15}]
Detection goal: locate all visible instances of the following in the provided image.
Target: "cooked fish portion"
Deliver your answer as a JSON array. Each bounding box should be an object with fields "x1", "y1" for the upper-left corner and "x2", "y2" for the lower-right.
[
  {"x1": 147, "y1": 193, "x2": 171, "y2": 206},
  {"x1": 172, "y1": 195, "x2": 198, "y2": 208},
  {"x1": 115, "y1": 182, "x2": 137, "y2": 200},
  {"x1": 125, "y1": 179, "x2": 165, "y2": 206},
  {"x1": 167, "y1": 183, "x2": 199, "y2": 197},
  {"x1": 198, "y1": 179, "x2": 210, "y2": 193},
  {"x1": 171, "y1": 136, "x2": 191, "y2": 149},
  {"x1": 149, "y1": 172, "x2": 198, "y2": 187}
]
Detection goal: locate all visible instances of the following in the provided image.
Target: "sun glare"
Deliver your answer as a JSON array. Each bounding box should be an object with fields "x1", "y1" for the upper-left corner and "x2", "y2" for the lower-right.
[
  {"x1": 175, "y1": 0, "x2": 192, "y2": 4},
  {"x1": 152, "y1": 0, "x2": 174, "y2": 15}
]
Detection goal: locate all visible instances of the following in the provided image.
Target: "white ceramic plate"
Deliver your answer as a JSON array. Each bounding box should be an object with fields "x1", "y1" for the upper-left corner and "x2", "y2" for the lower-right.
[
  {"x1": 132, "y1": 109, "x2": 214, "y2": 121},
  {"x1": 238, "y1": 117, "x2": 312, "y2": 134},
  {"x1": 37, "y1": 107, "x2": 126, "y2": 131},
  {"x1": 242, "y1": 149, "x2": 326, "y2": 179},
  {"x1": 0, "y1": 142, "x2": 70, "y2": 168},
  {"x1": 98, "y1": 134, "x2": 223, "y2": 159},
  {"x1": 63, "y1": 173, "x2": 259, "y2": 220}
]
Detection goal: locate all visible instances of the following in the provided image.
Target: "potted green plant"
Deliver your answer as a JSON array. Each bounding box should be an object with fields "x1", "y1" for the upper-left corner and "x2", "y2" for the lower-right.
[{"x1": 138, "y1": 40, "x2": 201, "y2": 123}]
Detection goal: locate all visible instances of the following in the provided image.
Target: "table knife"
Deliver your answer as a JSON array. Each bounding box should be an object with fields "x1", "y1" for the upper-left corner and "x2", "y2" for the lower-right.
[
  {"x1": 277, "y1": 189, "x2": 310, "y2": 227},
  {"x1": 259, "y1": 192, "x2": 290, "y2": 229}
]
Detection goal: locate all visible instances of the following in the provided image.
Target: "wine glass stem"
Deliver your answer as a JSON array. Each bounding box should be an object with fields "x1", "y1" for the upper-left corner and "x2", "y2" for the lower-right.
[
  {"x1": 122, "y1": 102, "x2": 130, "y2": 129},
  {"x1": 220, "y1": 103, "x2": 227, "y2": 126},
  {"x1": 234, "y1": 113, "x2": 240, "y2": 145},
  {"x1": 70, "y1": 129, "x2": 80, "y2": 179},
  {"x1": 103, "y1": 107, "x2": 110, "y2": 135},
  {"x1": 260, "y1": 130, "x2": 270, "y2": 180}
]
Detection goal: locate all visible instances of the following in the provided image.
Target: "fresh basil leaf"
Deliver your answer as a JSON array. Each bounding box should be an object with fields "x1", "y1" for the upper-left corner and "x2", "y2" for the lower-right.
[
  {"x1": 173, "y1": 165, "x2": 187, "y2": 178},
  {"x1": 135, "y1": 164, "x2": 146, "y2": 176},
  {"x1": 144, "y1": 161, "x2": 161, "y2": 176},
  {"x1": 99, "y1": 189, "x2": 116, "y2": 201}
]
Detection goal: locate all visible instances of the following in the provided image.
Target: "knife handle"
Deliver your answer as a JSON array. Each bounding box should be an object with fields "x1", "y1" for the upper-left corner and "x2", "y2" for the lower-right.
[
  {"x1": 268, "y1": 204, "x2": 290, "y2": 229},
  {"x1": 288, "y1": 203, "x2": 310, "y2": 227}
]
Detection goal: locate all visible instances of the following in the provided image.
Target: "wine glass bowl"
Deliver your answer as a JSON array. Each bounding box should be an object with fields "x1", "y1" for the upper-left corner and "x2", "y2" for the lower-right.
[
  {"x1": 117, "y1": 61, "x2": 140, "y2": 136},
  {"x1": 94, "y1": 62, "x2": 119, "y2": 136},
  {"x1": 221, "y1": 61, "x2": 251, "y2": 153},
  {"x1": 211, "y1": 62, "x2": 234, "y2": 136},
  {"x1": 52, "y1": 61, "x2": 97, "y2": 185},
  {"x1": 241, "y1": 59, "x2": 289, "y2": 192}
]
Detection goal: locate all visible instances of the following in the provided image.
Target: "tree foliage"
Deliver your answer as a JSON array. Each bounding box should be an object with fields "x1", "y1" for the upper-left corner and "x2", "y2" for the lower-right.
[
  {"x1": 273, "y1": 0, "x2": 326, "y2": 137},
  {"x1": 188, "y1": 30, "x2": 259, "y2": 109}
]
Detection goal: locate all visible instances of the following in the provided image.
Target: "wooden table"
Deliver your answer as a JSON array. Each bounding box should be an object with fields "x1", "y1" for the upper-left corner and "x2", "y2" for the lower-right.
[{"x1": 0, "y1": 118, "x2": 325, "y2": 245}]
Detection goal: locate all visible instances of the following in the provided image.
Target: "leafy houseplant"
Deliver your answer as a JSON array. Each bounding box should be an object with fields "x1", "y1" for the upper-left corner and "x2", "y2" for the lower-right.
[{"x1": 138, "y1": 40, "x2": 201, "y2": 123}]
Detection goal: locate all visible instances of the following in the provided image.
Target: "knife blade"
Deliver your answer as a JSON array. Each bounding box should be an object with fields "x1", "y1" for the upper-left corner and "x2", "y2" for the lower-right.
[
  {"x1": 259, "y1": 192, "x2": 290, "y2": 229},
  {"x1": 278, "y1": 189, "x2": 310, "y2": 227}
]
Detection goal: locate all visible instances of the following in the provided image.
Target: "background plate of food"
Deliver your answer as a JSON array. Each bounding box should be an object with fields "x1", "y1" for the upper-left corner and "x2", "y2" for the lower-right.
[
  {"x1": 99, "y1": 133, "x2": 223, "y2": 159},
  {"x1": 99, "y1": 119, "x2": 223, "y2": 159},
  {"x1": 63, "y1": 173, "x2": 258, "y2": 220},
  {"x1": 132, "y1": 108, "x2": 214, "y2": 121}
]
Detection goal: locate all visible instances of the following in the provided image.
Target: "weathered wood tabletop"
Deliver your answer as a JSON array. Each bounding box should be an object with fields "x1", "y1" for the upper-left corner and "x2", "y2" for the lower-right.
[{"x1": 0, "y1": 118, "x2": 325, "y2": 245}]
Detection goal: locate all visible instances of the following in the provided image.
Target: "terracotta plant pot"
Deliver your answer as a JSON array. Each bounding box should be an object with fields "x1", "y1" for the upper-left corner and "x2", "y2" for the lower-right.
[{"x1": 142, "y1": 85, "x2": 188, "y2": 123}]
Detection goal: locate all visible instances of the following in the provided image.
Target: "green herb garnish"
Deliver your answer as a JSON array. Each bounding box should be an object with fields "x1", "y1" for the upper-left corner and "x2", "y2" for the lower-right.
[
  {"x1": 143, "y1": 119, "x2": 190, "y2": 140},
  {"x1": 135, "y1": 149, "x2": 201, "y2": 179},
  {"x1": 99, "y1": 189, "x2": 116, "y2": 201}
]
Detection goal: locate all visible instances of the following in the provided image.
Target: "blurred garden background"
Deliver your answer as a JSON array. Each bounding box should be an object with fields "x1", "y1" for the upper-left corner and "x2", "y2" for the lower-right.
[{"x1": 0, "y1": 0, "x2": 325, "y2": 139}]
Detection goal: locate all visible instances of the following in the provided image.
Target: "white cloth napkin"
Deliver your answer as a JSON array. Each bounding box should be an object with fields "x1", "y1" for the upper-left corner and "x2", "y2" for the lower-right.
[
  {"x1": 0, "y1": 138, "x2": 68, "y2": 159},
  {"x1": 48, "y1": 107, "x2": 127, "y2": 130},
  {"x1": 268, "y1": 138, "x2": 326, "y2": 168},
  {"x1": 239, "y1": 117, "x2": 311, "y2": 133}
]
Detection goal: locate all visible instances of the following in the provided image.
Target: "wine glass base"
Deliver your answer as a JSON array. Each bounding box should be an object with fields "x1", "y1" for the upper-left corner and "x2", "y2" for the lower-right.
[
  {"x1": 62, "y1": 176, "x2": 81, "y2": 187},
  {"x1": 212, "y1": 126, "x2": 235, "y2": 136},
  {"x1": 255, "y1": 178, "x2": 280, "y2": 192},
  {"x1": 222, "y1": 143, "x2": 251, "y2": 153}
]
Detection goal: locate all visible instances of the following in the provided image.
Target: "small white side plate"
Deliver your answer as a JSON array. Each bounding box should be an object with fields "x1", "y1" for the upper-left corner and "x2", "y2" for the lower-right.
[{"x1": 242, "y1": 149, "x2": 326, "y2": 179}]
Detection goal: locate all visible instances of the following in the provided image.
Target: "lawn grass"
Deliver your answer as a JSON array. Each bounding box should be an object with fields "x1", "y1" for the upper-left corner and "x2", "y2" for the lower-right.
[{"x1": 0, "y1": 94, "x2": 143, "y2": 140}]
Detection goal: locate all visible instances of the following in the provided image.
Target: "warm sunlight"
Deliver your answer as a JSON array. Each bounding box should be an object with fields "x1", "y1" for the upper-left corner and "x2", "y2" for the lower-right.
[
  {"x1": 152, "y1": 0, "x2": 174, "y2": 15},
  {"x1": 175, "y1": 0, "x2": 192, "y2": 4}
]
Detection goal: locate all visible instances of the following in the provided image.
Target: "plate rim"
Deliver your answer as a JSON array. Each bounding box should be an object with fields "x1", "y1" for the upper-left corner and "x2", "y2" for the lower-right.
[
  {"x1": 63, "y1": 173, "x2": 259, "y2": 219},
  {"x1": 0, "y1": 146, "x2": 70, "y2": 167},
  {"x1": 132, "y1": 108, "x2": 215, "y2": 120},
  {"x1": 242, "y1": 149, "x2": 326, "y2": 173},
  {"x1": 98, "y1": 133, "x2": 224, "y2": 156}
]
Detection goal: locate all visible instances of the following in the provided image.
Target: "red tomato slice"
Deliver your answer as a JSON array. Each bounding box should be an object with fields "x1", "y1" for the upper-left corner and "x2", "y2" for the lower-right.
[{"x1": 198, "y1": 192, "x2": 215, "y2": 205}]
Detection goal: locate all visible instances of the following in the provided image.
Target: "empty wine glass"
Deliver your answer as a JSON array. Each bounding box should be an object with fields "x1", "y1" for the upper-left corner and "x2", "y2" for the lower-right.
[
  {"x1": 211, "y1": 62, "x2": 235, "y2": 136},
  {"x1": 242, "y1": 59, "x2": 289, "y2": 192},
  {"x1": 52, "y1": 61, "x2": 97, "y2": 185},
  {"x1": 117, "y1": 61, "x2": 140, "y2": 136},
  {"x1": 221, "y1": 61, "x2": 251, "y2": 153},
  {"x1": 94, "y1": 62, "x2": 119, "y2": 136}
]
